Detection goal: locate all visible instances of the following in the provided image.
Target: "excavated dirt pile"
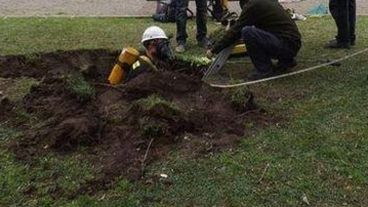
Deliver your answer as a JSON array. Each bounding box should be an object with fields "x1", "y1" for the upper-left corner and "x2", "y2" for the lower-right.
[{"x1": 1, "y1": 49, "x2": 277, "y2": 191}]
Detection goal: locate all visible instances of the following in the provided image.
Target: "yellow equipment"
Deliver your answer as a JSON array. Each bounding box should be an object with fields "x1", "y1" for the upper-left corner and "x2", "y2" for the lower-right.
[
  {"x1": 231, "y1": 43, "x2": 247, "y2": 55},
  {"x1": 108, "y1": 47, "x2": 140, "y2": 85}
]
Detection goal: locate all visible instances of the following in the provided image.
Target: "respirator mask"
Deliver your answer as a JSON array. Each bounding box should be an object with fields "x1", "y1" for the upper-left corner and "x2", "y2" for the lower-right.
[{"x1": 155, "y1": 39, "x2": 174, "y2": 62}]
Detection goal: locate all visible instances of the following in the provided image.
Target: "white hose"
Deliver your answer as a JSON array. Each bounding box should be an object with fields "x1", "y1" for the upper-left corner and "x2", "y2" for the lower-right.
[{"x1": 209, "y1": 47, "x2": 368, "y2": 88}]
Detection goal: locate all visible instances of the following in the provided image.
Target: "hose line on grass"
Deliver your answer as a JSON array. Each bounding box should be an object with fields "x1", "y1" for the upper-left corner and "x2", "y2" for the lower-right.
[{"x1": 208, "y1": 47, "x2": 368, "y2": 88}]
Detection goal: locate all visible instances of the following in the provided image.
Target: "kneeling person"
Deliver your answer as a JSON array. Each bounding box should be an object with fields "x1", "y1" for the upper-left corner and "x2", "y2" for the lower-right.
[
  {"x1": 108, "y1": 26, "x2": 174, "y2": 84},
  {"x1": 207, "y1": 0, "x2": 301, "y2": 80}
]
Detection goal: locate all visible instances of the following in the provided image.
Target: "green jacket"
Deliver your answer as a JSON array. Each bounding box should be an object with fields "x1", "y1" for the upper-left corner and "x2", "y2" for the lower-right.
[{"x1": 212, "y1": 0, "x2": 301, "y2": 54}]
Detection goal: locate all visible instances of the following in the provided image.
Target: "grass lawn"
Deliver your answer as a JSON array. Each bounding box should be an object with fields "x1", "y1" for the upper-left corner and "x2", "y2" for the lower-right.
[{"x1": 1, "y1": 16, "x2": 368, "y2": 206}]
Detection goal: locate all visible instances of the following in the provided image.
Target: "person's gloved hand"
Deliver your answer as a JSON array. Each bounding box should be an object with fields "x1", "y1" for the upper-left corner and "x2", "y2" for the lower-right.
[{"x1": 206, "y1": 49, "x2": 214, "y2": 59}]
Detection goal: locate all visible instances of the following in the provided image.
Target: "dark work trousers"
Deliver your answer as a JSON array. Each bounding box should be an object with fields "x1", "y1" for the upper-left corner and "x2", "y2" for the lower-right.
[
  {"x1": 329, "y1": 0, "x2": 356, "y2": 43},
  {"x1": 241, "y1": 26, "x2": 299, "y2": 73},
  {"x1": 176, "y1": 0, "x2": 207, "y2": 44}
]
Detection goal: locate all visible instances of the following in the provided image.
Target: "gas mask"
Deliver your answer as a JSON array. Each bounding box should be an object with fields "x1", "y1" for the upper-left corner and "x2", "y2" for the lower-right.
[{"x1": 155, "y1": 39, "x2": 174, "y2": 62}]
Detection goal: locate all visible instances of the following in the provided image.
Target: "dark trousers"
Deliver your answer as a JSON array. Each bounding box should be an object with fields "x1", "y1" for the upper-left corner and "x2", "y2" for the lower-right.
[
  {"x1": 176, "y1": 0, "x2": 207, "y2": 44},
  {"x1": 329, "y1": 0, "x2": 356, "y2": 43},
  {"x1": 241, "y1": 26, "x2": 299, "y2": 73}
]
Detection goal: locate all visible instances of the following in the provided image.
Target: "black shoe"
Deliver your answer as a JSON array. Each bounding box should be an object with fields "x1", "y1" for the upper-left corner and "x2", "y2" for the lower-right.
[
  {"x1": 247, "y1": 70, "x2": 274, "y2": 81},
  {"x1": 330, "y1": 37, "x2": 355, "y2": 46},
  {"x1": 274, "y1": 59, "x2": 297, "y2": 74},
  {"x1": 325, "y1": 39, "x2": 350, "y2": 49}
]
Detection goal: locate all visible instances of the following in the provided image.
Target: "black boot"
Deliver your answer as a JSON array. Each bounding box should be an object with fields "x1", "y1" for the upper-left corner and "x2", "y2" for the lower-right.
[
  {"x1": 325, "y1": 39, "x2": 350, "y2": 49},
  {"x1": 247, "y1": 70, "x2": 274, "y2": 81},
  {"x1": 274, "y1": 59, "x2": 297, "y2": 74}
]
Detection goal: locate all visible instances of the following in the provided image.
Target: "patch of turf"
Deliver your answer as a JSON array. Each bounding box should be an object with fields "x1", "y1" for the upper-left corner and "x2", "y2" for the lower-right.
[
  {"x1": 4, "y1": 78, "x2": 39, "y2": 102},
  {"x1": 136, "y1": 94, "x2": 179, "y2": 112},
  {"x1": 65, "y1": 72, "x2": 96, "y2": 102}
]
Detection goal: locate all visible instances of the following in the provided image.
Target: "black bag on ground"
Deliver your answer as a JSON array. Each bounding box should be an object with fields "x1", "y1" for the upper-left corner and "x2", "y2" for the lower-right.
[
  {"x1": 152, "y1": 0, "x2": 194, "y2": 23},
  {"x1": 152, "y1": 0, "x2": 177, "y2": 23}
]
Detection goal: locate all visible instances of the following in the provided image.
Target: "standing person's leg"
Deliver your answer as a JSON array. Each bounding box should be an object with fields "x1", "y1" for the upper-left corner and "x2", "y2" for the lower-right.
[
  {"x1": 326, "y1": 0, "x2": 350, "y2": 48},
  {"x1": 329, "y1": 0, "x2": 339, "y2": 22},
  {"x1": 336, "y1": 0, "x2": 350, "y2": 43},
  {"x1": 241, "y1": 26, "x2": 282, "y2": 79},
  {"x1": 195, "y1": 0, "x2": 208, "y2": 47},
  {"x1": 175, "y1": 0, "x2": 189, "y2": 52},
  {"x1": 349, "y1": 0, "x2": 356, "y2": 44}
]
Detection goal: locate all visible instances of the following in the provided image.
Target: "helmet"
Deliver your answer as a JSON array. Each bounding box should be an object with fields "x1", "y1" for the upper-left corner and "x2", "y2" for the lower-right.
[{"x1": 141, "y1": 26, "x2": 168, "y2": 43}]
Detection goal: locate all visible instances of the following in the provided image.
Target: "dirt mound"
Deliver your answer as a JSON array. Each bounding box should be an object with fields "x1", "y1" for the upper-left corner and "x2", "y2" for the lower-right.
[
  {"x1": 16, "y1": 71, "x2": 247, "y2": 175},
  {"x1": 2, "y1": 49, "x2": 279, "y2": 195},
  {"x1": 0, "y1": 49, "x2": 117, "y2": 81},
  {"x1": 0, "y1": 49, "x2": 204, "y2": 82}
]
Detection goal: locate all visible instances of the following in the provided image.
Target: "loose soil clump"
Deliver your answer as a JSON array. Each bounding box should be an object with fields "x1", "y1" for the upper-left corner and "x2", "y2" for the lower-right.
[{"x1": 0, "y1": 49, "x2": 279, "y2": 195}]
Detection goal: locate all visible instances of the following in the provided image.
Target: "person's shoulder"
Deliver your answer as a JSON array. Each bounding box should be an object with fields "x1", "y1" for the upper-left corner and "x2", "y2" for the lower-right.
[{"x1": 137, "y1": 47, "x2": 146, "y2": 55}]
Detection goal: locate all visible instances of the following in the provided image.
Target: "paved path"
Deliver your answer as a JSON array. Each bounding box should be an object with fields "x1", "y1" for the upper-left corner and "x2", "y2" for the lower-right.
[{"x1": 0, "y1": 0, "x2": 367, "y2": 17}]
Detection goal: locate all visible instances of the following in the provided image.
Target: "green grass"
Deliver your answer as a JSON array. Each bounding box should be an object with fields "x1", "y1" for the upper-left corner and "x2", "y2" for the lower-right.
[
  {"x1": 65, "y1": 72, "x2": 96, "y2": 101},
  {"x1": 136, "y1": 94, "x2": 180, "y2": 138},
  {"x1": 1, "y1": 16, "x2": 368, "y2": 206},
  {"x1": 2, "y1": 78, "x2": 39, "y2": 102},
  {"x1": 0, "y1": 149, "x2": 98, "y2": 207},
  {"x1": 136, "y1": 94, "x2": 179, "y2": 112},
  {"x1": 0, "y1": 17, "x2": 210, "y2": 56},
  {"x1": 228, "y1": 85, "x2": 253, "y2": 110}
]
